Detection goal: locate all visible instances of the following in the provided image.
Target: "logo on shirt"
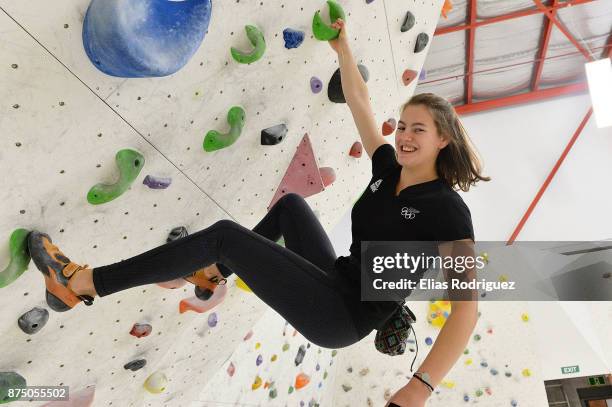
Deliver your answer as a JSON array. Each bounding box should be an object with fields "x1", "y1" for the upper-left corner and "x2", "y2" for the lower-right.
[
  {"x1": 401, "y1": 206, "x2": 420, "y2": 220},
  {"x1": 370, "y1": 179, "x2": 383, "y2": 193}
]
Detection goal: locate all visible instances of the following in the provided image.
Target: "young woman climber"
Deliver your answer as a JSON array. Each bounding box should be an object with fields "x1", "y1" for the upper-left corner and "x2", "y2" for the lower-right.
[{"x1": 27, "y1": 17, "x2": 490, "y2": 407}]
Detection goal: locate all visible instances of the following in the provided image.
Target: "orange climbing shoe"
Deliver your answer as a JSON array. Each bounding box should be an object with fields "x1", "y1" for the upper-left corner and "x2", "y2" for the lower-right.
[
  {"x1": 183, "y1": 267, "x2": 227, "y2": 301},
  {"x1": 27, "y1": 231, "x2": 95, "y2": 312}
]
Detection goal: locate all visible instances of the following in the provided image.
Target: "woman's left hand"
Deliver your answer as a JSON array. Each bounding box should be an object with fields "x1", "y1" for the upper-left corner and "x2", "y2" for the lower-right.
[{"x1": 383, "y1": 379, "x2": 430, "y2": 407}]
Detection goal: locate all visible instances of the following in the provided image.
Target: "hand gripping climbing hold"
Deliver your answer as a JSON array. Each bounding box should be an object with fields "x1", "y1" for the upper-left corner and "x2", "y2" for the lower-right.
[
  {"x1": 87, "y1": 149, "x2": 145, "y2": 205},
  {"x1": 18, "y1": 307, "x2": 49, "y2": 335},
  {"x1": 203, "y1": 106, "x2": 246, "y2": 152},
  {"x1": 312, "y1": 0, "x2": 346, "y2": 41},
  {"x1": 231, "y1": 25, "x2": 266, "y2": 64},
  {"x1": 82, "y1": 0, "x2": 212, "y2": 77},
  {"x1": 261, "y1": 124, "x2": 288, "y2": 146},
  {"x1": 0, "y1": 228, "x2": 30, "y2": 288}
]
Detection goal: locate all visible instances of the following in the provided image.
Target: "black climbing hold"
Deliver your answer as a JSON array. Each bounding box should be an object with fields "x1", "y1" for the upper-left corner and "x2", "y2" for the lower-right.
[
  {"x1": 328, "y1": 64, "x2": 370, "y2": 103},
  {"x1": 414, "y1": 33, "x2": 429, "y2": 53},
  {"x1": 167, "y1": 226, "x2": 188, "y2": 243},
  {"x1": 294, "y1": 344, "x2": 306, "y2": 366},
  {"x1": 17, "y1": 307, "x2": 49, "y2": 335},
  {"x1": 124, "y1": 359, "x2": 147, "y2": 371},
  {"x1": 401, "y1": 11, "x2": 415, "y2": 33},
  {"x1": 261, "y1": 124, "x2": 288, "y2": 146},
  {"x1": 0, "y1": 372, "x2": 26, "y2": 404}
]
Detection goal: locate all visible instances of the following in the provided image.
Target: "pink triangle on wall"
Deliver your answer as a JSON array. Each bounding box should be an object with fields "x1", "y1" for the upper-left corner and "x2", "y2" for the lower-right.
[{"x1": 267, "y1": 133, "x2": 325, "y2": 210}]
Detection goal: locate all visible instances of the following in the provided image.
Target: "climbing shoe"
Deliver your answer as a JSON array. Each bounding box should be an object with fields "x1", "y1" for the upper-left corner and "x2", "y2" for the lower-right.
[
  {"x1": 27, "y1": 231, "x2": 95, "y2": 312},
  {"x1": 184, "y1": 267, "x2": 226, "y2": 301}
]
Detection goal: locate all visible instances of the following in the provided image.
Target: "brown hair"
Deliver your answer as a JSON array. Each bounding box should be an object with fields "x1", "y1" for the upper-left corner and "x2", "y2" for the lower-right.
[{"x1": 400, "y1": 93, "x2": 491, "y2": 192}]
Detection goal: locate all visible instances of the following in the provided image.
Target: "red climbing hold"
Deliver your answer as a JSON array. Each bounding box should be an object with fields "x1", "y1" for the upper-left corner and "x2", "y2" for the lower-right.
[
  {"x1": 382, "y1": 118, "x2": 396, "y2": 136},
  {"x1": 129, "y1": 323, "x2": 152, "y2": 338},
  {"x1": 319, "y1": 167, "x2": 336, "y2": 187},
  {"x1": 227, "y1": 362, "x2": 236, "y2": 377},
  {"x1": 267, "y1": 133, "x2": 325, "y2": 210},
  {"x1": 402, "y1": 69, "x2": 418, "y2": 86},
  {"x1": 349, "y1": 141, "x2": 362, "y2": 158}
]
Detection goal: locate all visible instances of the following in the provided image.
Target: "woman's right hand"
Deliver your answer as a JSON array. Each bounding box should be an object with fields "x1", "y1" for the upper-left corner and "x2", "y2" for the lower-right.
[{"x1": 328, "y1": 18, "x2": 349, "y2": 54}]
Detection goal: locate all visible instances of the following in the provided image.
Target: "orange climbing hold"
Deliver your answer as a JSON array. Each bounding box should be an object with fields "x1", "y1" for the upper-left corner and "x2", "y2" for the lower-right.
[
  {"x1": 179, "y1": 284, "x2": 227, "y2": 314},
  {"x1": 382, "y1": 118, "x2": 396, "y2": 136},
  {"x1": 295, "y1": 373, "x2": 310, "y2": 390},
  {"x1": 349, "y1": 141, "x2": 362, "y2": 158},
  {"x1": 441, "y1": 0, "x2": 453, "y2": 18}
]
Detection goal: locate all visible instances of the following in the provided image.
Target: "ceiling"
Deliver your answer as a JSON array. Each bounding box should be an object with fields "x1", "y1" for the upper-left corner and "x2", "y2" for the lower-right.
[{"x1": 414, "y1": 0, "x2": 612, "y2": 114}]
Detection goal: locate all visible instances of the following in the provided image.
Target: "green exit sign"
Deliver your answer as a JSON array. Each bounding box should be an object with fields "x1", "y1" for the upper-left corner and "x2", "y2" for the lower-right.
[
  {"x1": 561, "y1": 365, "x2": 580, "y2": 374},
  {"x1": 588, "y1": 376, "x2": 606, "y2": 386}
]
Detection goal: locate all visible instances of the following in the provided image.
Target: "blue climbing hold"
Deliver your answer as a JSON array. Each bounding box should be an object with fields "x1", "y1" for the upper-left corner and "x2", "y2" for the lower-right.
[
  {"x1": 283, "y1": 28, "x2": 305, "y2": 49},
  {"x1": 425, "y1": 337, "x2": 433, "y2": 346},
  {"x1": 83, "y1": 0, "x2": 212, "y2": 77}
]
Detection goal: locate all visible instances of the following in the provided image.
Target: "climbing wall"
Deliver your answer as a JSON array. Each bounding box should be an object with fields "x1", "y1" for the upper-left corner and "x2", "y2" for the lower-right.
[
  {"x1": 0, "y1": 0, "x2": 444, "y2": 405},
  {"x1": 330, "y1": 301, "x2": 549, "y2": 406}
]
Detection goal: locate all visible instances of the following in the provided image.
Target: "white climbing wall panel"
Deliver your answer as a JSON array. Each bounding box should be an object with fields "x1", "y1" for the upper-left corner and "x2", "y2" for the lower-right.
[{"x1": 0, "y1": 0, "x2": 451, "y2": 405}]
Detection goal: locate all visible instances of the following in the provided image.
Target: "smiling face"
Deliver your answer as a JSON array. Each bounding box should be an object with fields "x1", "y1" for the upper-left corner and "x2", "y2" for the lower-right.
[{"x1": 395, "y1": 104, "x2": 450, "y2": 169}]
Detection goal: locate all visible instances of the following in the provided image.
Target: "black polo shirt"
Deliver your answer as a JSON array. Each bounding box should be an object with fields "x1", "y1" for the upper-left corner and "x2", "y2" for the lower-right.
[{"x1": 336, "y1": 142, "x2": 475, "y2": 332}]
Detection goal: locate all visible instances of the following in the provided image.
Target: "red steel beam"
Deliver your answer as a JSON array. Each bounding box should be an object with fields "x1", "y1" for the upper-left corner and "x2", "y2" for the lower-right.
[
  {"x1": 533, "y1": 0, "x2": 593, "y2": 61},
  {"x1": 531, "y1": 0, "x2": 557, "y2": 91},
  {"x1": 435, "y1": 0, "x2": 594, "y2": 36},
  {"x1": 506, "y1": 108, "x2": 593, "y2": 244},
  {"x1": 455, "y1": 82, "x2": 587, "y2": 115},
  {"x1": 465, "y1": 0, "x2": 477, "y2": 104}
]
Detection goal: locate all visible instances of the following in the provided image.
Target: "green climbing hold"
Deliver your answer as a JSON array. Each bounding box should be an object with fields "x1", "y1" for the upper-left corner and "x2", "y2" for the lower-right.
[
  {"x1": 231, "y1": 25, "x2": 266, "y2": 64},
  {"x1": 0, "y1": 229, "x2": 31, "y2": 288},
  {"x1": 203, "y1": 106, "x2": 246, "y2": 152},
  {"x1": 312, "y1": 1, "x2": 346, "y2": 41},
  {"x1": 87, "y1": 149, "x2": 145, "y2": 205},
  {"x1": 0, "y1": 371, "x2": 26, "y2": 404},
  {"x1": 331, "y1": 349, "x2": 337, "y2": 357}
]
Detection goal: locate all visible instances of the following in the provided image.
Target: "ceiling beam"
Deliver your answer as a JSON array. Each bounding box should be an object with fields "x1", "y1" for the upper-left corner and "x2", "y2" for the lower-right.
[
  {"x1": 531, "y1": 0, "x2": 557, "y2": 91},
  {"x1": 435, "y1": 0, "x2": 594, "y2": 36},
  {"x1": 533, "y1": 0, "x2": 593, "y2": 61},
  {"x1": 455, "y1": 82, "x2": 587, "y2": 115}
]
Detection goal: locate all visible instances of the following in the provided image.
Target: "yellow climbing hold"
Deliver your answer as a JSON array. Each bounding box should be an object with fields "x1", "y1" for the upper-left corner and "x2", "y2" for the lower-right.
[
  {"x1": 522, "y1": 368, "x2": 532, "y2": 377},
  {"x1": 427, "y1": 300, "x2": 451, "y2": 328},
  {"x1": 499, "y1": 274, "x2": 508, "y2": 282},
  {"x1": 252, "y1": 375, "x2": 263, "y2": 390},
  {"x1": 464, "y1": 358, "x2": 473, "y2": 366},
  {"x1": 521, "y1": 313, "x2": 529, "y2": 322},
  {"x1": 441, "y1": 380, "x2": 455, "y2": 389},
  {"x1": 271, "y1": 354, "x2": 278, "y2": 362},
  {"x1": 235, "y1": 277, "x2": 252, "y2": 292},
  {"x1": 143, "y1": 371, "x2": 168, "y2": 394},
  {"x1": 480, "y1": 252, "x2": 489, "y2": 264},
  {"x1": 255, "y1": 342, "x2": 261, "y2": 349}
]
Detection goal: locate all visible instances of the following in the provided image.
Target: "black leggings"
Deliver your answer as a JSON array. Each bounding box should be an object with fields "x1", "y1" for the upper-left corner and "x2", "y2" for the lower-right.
[{"x1": 92, "y1": 193, "x2": 370, "y2": 348}]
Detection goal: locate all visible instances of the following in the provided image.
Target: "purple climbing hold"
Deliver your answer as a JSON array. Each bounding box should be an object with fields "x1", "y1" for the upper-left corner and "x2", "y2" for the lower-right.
[
  {"x1": 366, "y1": 0, "x2": 375, "y2": 3},
  {"x1": 208, "y1": 312, "x2": 218, "y2": 327},
  {"x1": 419, "y1": 70, "x2": 426, "y2": 80},
  {"x1": 315, "y1": 363, "x2": 320, "y2": 371},
  {"x1": 256, "y1": 354, "x2": 263, "y2": 366},
  {"x1": 310, "y1": 76, "x2": 323, "y2": 94},
  {"x1": 124, "y1": 359, "x2": 147, "y2": 371},
  {"x1": 18, "y1": 307, "x2": 49, "y2": 335},
  {"x1": 143, "y1": 175, "x2": 172, "y2": 189},
  {"x1": 283, "y1": 28, "x2": 305, "y2": 49}
]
